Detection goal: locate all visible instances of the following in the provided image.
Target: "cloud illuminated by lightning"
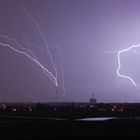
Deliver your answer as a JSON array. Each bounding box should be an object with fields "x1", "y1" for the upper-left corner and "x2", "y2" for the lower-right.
[{"x1": 117, "y1": 44, "x2": 140, "y2": 86}]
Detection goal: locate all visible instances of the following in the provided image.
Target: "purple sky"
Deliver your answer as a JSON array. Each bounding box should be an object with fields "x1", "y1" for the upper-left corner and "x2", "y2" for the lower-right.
[{"x1": 1, "y1": 0, "x2": 140, "y2": 103}]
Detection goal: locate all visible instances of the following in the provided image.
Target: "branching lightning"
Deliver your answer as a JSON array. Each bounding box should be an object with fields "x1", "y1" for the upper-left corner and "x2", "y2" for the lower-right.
[
  {"x1": 0, "y1": 40, "x2": 58, "y2": 86},
  {"x1": 51, "y1": 46, "x2": 66, "y2": 98},
  {"x1": 18, "y1": 0, "x2": 58, "y2": 81},
  {"x1": 0, "y1": 1, "x2": 67, "y2": 100},
  {"x1": 18, "y1": 1, "x2": 67, "y2": 97},
  {"x1": 56, "y1": 47, "x2": 66, "y2": 98},
  {"x1": 117, "y1": 44, "x2": 140, "y2": 86},
  {"x1": 27, "y1": 41, "x2": 66, "y2": 97},
  {"x1": 26, "y1": 41, "x2": 66, "y2": 98},
  {"x1": 0, "y1": 35, "x2": 59, "y2": 86}
]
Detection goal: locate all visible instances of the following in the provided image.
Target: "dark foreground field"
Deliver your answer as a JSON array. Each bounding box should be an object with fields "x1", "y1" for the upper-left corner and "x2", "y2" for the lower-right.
[{"x1": 0, "y1": 117, "x2": 140, "y2": 139}]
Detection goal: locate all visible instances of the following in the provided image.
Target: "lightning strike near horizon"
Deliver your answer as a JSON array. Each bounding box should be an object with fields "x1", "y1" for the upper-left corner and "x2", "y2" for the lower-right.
[
  {"x1": 51, "y1": 46, "x2": 66, "y2": 98},
  {"x1": 0, "y1": 1, "x2": 59, "y2": 86},
  {"x1": 18, "y1": 0, "x2": 58, "y2": 80},
  {"x1": 0, "y1": 35, "x2": 58, "y2": 85},
  {"x1": 26, "y1": 41, "x2": 66, "y2": 98},
  {"x1": 117, "y1": 44, "x2": 140, "y2": 86},
  {"x1": 0, "y1": 0, "x2": 67, "y2": 99}
]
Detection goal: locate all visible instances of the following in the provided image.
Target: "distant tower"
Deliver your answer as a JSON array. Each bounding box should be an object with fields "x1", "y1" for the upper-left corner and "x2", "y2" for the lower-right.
[
  {"x1": 89, "y1": 93, "x2": 97, "y2": 105},
  {"x1": 56, "y1": 88, "x2": 58, "y2": 102}
]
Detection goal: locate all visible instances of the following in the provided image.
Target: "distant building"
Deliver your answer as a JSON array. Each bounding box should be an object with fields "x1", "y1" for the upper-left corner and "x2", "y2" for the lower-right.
[{"x1": 89, "y1": 93, "x2": 97, "y2": 105}]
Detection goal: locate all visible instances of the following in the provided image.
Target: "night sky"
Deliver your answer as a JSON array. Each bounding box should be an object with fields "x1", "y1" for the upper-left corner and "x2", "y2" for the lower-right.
[{"x1": 1, "y1": 0, "x2": 140, "y2": 103}]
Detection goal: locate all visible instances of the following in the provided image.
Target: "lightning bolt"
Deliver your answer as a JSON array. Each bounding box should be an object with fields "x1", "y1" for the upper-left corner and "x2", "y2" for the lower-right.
[
  {"x1": 18, "y1": 1, "x2": 66, "y2": 98},
  {"x1": 0, "y1": 39, "x2": 58, "y2": 86},
  {"x1": 51, "y1": 46, "x2": 66, "y2": 98},
  {"x1": 26, "y1": 41, "x2": 66, "y2": 98},
  {"x1": 57, "y1": 47, "x2": 66, "y2": 98},
  {"x1": 0, "y1": 35, "x2": 57, "y2": 85},
  {"x1": 117, "y1": 44, "x2": 140, "y2": 86},
  {"x1": 0, "y1": 1, "x2": 67, "y2": 100},
  {"x1": 18, "y1": 0, "x2": 58, "y2": 80},
  {"x1": 18, "y1": 0, "x2": 59, "y2": 86}
]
